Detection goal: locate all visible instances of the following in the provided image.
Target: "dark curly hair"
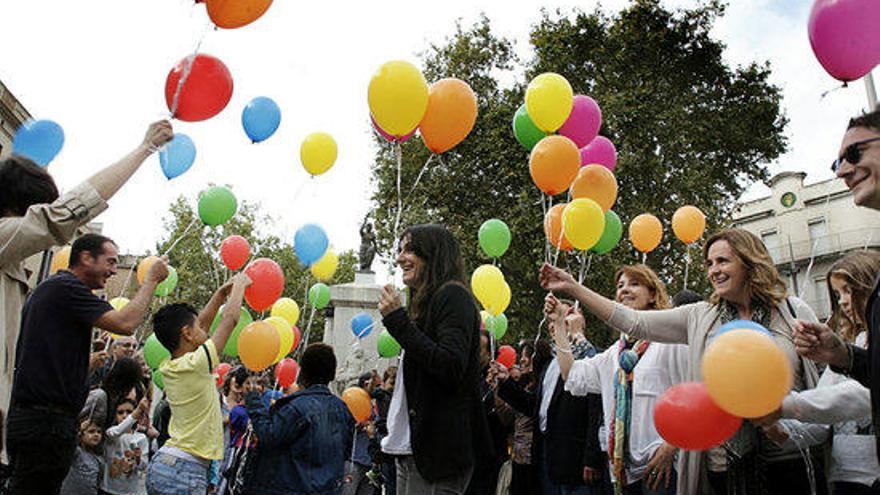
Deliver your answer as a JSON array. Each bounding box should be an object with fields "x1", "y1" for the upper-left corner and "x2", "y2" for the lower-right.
[{"x1": 0, "y1": 155, "x2": 59, "y2": 216}]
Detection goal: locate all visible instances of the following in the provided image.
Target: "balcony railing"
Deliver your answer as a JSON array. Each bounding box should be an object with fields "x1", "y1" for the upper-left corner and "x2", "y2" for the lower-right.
[{"x1": 766, "y1": 228, "x2": 880, "y2": 265}]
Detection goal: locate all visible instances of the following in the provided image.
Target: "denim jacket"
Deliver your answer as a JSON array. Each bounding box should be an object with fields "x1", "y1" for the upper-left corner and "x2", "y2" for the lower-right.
[{"x1": 244, "y1": 385, "x2": 355, "y2": 495}]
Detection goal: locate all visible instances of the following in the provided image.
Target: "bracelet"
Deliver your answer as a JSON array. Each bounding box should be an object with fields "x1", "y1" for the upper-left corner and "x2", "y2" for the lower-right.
[{"x1": 557, "y1": 347, "x2": 573, "y2": 355}]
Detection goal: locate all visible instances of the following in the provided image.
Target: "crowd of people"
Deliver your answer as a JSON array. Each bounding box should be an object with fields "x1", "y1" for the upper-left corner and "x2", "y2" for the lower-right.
[{"x1": 0, "y1": 108, "x2": 879, "y2": 495}]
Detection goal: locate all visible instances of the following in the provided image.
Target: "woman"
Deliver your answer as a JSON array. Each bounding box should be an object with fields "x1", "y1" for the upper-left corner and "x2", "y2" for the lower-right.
[
  {"x1": 82, "y1": 357, "x2": 146, "y2": 430},
  {"x1": 540, "y1": 228, "x2": 822, "y2": 495},
  {"x1": 554, "y1": 265, "x2": 687, "y2": 495},
  {"x1": 378, "y1": 224, "x2": 490, "y2": 495}
]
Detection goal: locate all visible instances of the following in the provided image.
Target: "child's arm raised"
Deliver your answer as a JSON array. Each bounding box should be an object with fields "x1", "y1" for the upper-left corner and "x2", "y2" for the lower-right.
[
  {"x1": 211, "y1": 273, "x2": 252, "y2": 353},
  {"x1": 196, "y1": 279, "x2": 235, "y2": 333}
]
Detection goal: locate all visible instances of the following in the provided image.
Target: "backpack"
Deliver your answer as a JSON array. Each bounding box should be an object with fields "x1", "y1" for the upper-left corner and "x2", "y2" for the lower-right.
[{"x1": 222, "y1": 424, "x2": 255, "y2": 495}]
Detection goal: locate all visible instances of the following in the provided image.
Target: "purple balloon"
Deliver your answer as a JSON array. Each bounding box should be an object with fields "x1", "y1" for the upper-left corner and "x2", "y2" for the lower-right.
[
  {"x1": 808, "y1": 0, "x2": 880, "y2": 82},
  {"x1": 559, "y1": 95, "x2": 602, "y2": 148},
  {"x1": 371, "y1": 115, "x2": 415, "y2": 143},
  {"x1": 580, "y1": 136, "x2": 617, "y2": 172}
]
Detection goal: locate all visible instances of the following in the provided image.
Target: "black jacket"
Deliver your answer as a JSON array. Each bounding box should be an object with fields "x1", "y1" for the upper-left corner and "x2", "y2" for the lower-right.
[
  {"x1": 382, "y1": 283, "x2": 492, "y2": 482},
  {"x1": 843, "y1": 275, "x2": 880, "y2": 457}
]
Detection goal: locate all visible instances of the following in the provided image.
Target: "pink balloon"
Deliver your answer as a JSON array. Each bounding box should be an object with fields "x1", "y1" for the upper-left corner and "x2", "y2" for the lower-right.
[
  {"x1": 808, "y1": 0, "x2": 880, "y2": 82},
  {"x1": 559, "y1": 95, "x2": 602, "y2": 148},
  {"x1": 580, "y1": 136, "x2": 617, "y2": 172},
  {"x1": 371, "y1": 115, "x2": 415, "y2": 143}
]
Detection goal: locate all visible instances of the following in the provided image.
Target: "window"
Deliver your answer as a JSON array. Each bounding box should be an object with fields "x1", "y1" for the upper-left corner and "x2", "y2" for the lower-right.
[
  {"x1": 808, "y1": 218, "x2": 829, "y2": 254},
  {"x1": 813, "y1": 276, "x2": 830, "y2": 318},
  {"x1": 761, "y1": 229, "x2": 780, "y2": 262}
]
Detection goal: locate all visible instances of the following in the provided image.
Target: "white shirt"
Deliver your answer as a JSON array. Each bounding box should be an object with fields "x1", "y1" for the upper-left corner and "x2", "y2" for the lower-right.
[
  {"x1": 382, "y1": 352, "x2": 412, "y2": 455},
  {"x1": 538, "y1": 359, "x2": 560, "y2": 433}
]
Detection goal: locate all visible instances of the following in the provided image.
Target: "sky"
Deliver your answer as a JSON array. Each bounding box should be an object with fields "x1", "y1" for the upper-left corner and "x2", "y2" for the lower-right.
[{"x1": 0, "y1": 0, "x2": 874, "y2": 269}]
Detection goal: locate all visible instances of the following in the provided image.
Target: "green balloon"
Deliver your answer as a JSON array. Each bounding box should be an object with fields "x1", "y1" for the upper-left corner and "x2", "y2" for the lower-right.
[
  {"x1": 308, "y1": 283, "x2": 331, "y2": 309},
  {"x1": 377, "y1": 329, "x2": 401, "y2": 358},
  {"x1": 210, "y1": 306, "x2": 253, "y2": 357},
  {"x1": 492, "y1": 313, "x2": 508, "y2": 340},
  {"x1": 513, "y1": 104, "x2": 546, "y2": 151},
  {"x1": 198, "y1": 186, "x2": 238, "y2": 227},
  {"x1": 144, "y1": 334, "x2": 171, "y2": 370},
  {"x1": 152, "y1": 369, "x2": 165, "y2": 390},
  {"x1": 591, "y1": 210, "x2": 623, "y2": 256},
  {"x1": 155, "y1": 266, "x2": 178, "y2": 297},
  {"x1": 478, "y1": 219, "x2": 511, "y2": 258}
]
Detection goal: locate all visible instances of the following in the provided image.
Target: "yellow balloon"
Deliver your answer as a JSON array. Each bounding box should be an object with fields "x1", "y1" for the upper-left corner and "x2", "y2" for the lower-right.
[
  {"x1": 368, "y1": 60, "x2": 429, "y2": 137},
  {"x1": 672, "y1": 205, "x2": 707, "y2": 245},
  {"x1": 471, "y1": 264, "x2": 505, "y2": 309},
  {"x1": 300, "y1": 132, "x2": 337, "y2": 176},
  {"x1": 265, "y1": 316, "x2": 294, "y2": 363},
  {"x1": 310, "y1": 249, "x2": 338, "y2": 281},
  {"x1": 525, "y1": 73, "x2": 573, "y2": 133},
  {"x1": 562, "y1": 198, "x2": 606, "y2": 251},
  {"x1": 137, "y1": 256, "x2": 160, "y2": 285},
  {"x1": 271, "y1": 297, "x2": 300, "y2": 327},
  {"x1": 488, "y1": 282, "x2": 511, "y2": 316},
  {"x1": 50, "y1": 246, "x2": 71, "y2": 275},
  {"x1": 109, "y1": 297, "x2": 130, "y2": 311}
]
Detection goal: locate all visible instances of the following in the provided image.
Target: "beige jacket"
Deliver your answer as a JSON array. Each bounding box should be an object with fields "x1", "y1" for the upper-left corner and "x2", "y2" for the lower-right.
[{"x1": 0, "y1": 182, "x2": 107, "y2": 414}]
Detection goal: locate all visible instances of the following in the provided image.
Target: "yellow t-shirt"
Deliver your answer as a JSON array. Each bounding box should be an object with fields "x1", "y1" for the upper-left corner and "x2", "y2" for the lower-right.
[{"x1": 160, "y1": 340, "x2": 223, "y2": 460}]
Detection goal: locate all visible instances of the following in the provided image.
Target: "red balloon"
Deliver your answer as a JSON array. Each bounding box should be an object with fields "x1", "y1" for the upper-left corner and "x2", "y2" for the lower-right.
[
  {"x1": 165, "y1": 53, "x2": 234, "y2": 122},
  {"x1": 274, "y1": 358, "x2": 299, "y2": 388},
  {"x1": 290, "y1": 326, "x2": 301, "y2": 354},
  {"x1": 244, "y1": 258, "x2": 285, "y2": 311},
  {"x1": 496, "y1": 345, "x2": 516, "y2": 369},
  {"x1": 214, "y1": 362, "x2": 232, "y2": 387},
  {"x1": 654, "y1": 382, "x2": 742, "y2": 451},
  {"x1": 221, "y1": 235, "x2": 250, "y2": 271}
]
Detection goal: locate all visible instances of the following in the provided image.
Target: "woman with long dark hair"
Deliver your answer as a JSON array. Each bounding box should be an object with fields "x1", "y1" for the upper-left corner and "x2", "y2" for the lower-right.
[
  {"x1": 378, "y1": 224, "x2": 490, "y2": 495},
  {"x1": 82, "y1": 357, "x2": 146, "y2": 430}
]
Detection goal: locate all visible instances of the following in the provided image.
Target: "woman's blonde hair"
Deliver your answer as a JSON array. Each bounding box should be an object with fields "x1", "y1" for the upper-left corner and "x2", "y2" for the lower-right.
[
  {"x1": 827, "y1": 251, "x2": 880, "y2": 343},
  {"x1": 614, "y1": 264, "x2": 672, "y2": 310},
  {"x1": 703, "y1": 228, "x2": 787, "y2": 308}
]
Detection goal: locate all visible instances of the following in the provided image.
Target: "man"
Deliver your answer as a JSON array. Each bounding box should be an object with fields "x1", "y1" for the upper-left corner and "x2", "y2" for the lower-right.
[
  {"x1": 89, "y1": 334, "x2": 138, "y2": 388},
  {"x1": 6, "y1": 233, "x2": 168, "y2": 494}
]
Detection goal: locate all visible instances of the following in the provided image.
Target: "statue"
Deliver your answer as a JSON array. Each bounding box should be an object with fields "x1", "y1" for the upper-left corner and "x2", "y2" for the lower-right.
[
  {"x1": 359, "y1": 217, "x2": 377, "y2": 273},
  {"x1": 334, "y1": 346, "x2": 367, "y2": 395}
]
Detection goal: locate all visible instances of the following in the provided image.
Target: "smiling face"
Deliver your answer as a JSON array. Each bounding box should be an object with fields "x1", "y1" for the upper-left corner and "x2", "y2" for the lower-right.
[
  {"x1": 705, "y1": 240, "x2": 750, "y2": 306},
  {"x1": 615, "y1": 273, "x2": 655, "y2": 310},
  {"x1": 79, "y1": 241, "x2": 119, "y2": 290},
  {"x1": 837, "y1": 127, "x2": 880, "y2": 210},
  {"x1": 396, "y1": 235, "x2": 426, "y2": 289}
]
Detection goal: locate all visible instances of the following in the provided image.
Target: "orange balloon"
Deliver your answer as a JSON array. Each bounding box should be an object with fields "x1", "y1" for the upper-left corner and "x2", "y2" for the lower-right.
[
  {"x1": 672, "y1": 205, "x2": 707, "y2": 245},
  {"x1": 206, "y1": 0, "x2": 273, "y2": 29},
  {"x1": 529, "y1": 136, "x2": 580, "y2": 195},
  {"x1": 419, "y1": 78, "x2": 478, "y2": 154},
  {"x1": 629, "y1": 214, "x2": 663, "y2": 253},
  {"x1": 544, "y1": 203, "x2": 573, "y2": 251},
  {"x1": 342, "y1": 387, "x2": 372, "y2": 422},
  {"x1": 238, "y1": 321, "x2": 280, "y2": 372},
  {"x1": 570, "y1": 164, "x2": 618, "y2": 212},
  {"x1": 137, "y1": 256, "x2": 160, "y2": 285},
  {"x1": 50, "y1": 246, "x2": 71, "y2": 275}
]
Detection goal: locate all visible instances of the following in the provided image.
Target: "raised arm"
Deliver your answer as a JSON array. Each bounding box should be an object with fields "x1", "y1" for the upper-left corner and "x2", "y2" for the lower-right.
[
  {"x1": 211, "y1": 273, "x2": 252, "y2": 353},
  {"x1": 197, "y1": 279, "x2": 235, "y2": 333},
  {"x1": 95, "y1": 258, "x2": 168, "y2": 335},
  {"x1": 86, "y1": 121, "x2": 173, "y2": 201}
]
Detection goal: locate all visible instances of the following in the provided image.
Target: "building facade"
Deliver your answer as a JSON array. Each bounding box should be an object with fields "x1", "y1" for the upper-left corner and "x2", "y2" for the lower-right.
[{"x1": 0, "y1": 79, "x2": 31, "y2": 159}]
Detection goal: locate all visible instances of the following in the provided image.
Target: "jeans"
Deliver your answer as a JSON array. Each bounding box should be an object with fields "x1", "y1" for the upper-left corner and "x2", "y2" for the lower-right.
[
  {"x1": 6, "y1": 404, "x2": 77, "y2": 495},
  {"x1": 381, "y1": 459, "x2": 397, "y2": 495},
  {"x1": 396, "y1": 456, "x2": 472, "y2": 495},
  {"x1": 146, "y1": 451, "x2": 210, "y2": 495},
  {"x1": 834, "y1": 481, "x2": 880, "y2": 495}
]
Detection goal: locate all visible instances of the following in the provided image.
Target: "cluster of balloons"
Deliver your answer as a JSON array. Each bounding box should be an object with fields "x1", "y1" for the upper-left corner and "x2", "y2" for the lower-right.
[
  {"x1": 12, "y1": 119, "x2": 65, "y2": 167},
  {"x1": 808, "y1": 0, "x2": 880, "y2": 83},
  {"x1": 471, "y1": 264, "x2": 511, "y2": 317},
  {"x1": 237, "y1": 296, "x2": 302, "y2": 371},
  {"x1": 137, "y1": 256, "x2": 180, "y2": 297}
]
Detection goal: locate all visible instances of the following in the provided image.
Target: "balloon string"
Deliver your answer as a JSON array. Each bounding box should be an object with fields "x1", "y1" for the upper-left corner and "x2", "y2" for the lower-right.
[
  {"x1": 820, "y1": 81, "x2": 848, "y2": 101},
  {"x1": 541, "y1": 193, "x2": 550, "y2": 264},
  {"x1": 641, "y1": 252, "x2": 646, "y2": 264},
  {"x1": 298, "y1": 305, "x2": 317, "y2": 361},
  {"x1": 392, "y1": 142, "x2": 403, "y2": 254},
  {"x1": 551, "y1": 197, "x2": 566, "y2": 267},
  {"x1": 117, "y1": 255, "x2": 140, "y2": 300},
  {"x1": 403, "y1": 154, "x2": 434, "y2": 204},
  {"x1": 161, "y1": 217, "x2": 200, "y2": 257},
  {"x1": 169, "y1": 20, "x2": 212, "y2": 118},
  {"x1": 683, "y1": 246, "x2": 690, "y2": 290}
]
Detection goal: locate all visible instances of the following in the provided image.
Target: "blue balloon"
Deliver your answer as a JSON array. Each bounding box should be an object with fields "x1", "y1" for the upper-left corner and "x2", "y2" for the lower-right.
[
  {"x1": 13, "y1": 119, "x2": 65, "y2": 166},
  {"x1": 351, "y1": 312, "x2": 374, "y2": 339},
  {"x1": 294, "y1": 224, "x2": 328, "y2": 266},
  {"x1": 242, "y1": 97, "x2": 281, "y2": 143},
  {"x1": 712, "y1": 320, "x2": 772, "y2": 340},
  {"x1": 159, "y1": 134, "x2": 196, "y2": 180}
]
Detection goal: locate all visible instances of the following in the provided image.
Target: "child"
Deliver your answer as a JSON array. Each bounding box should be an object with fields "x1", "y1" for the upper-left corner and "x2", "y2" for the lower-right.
[
  {"x1": 60, "y1": 417, "x2": 104, "y2": 495},
  {"x1": 144, "y1": 273, "x2": 251, "y2": 495},
  {"x1": 102, "y1": 397, "x2": 149, "y2": 495}
]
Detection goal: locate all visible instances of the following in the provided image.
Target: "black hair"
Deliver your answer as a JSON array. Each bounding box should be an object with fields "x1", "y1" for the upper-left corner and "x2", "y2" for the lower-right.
[
  {"x1": 101, "y1": 357, "x2": 144, "y2": 427},
  {"x1": 223, "y1": 365, "x2": 251, "y2": 396},
  {"x1": 357, "y1": 372, "x2": 373, "y2": 389},
  {"x1": 298, "y1": 343, "x2": 336, "y2": 387},
  {"x1": 70, "y1": 233, "x2": 116, "y2": 268},
  {"x1": 848, "y1": 109, "x2": 880, "y2": 132},
  {"x1": 518, "y1": 340, "x2": 535, "y2": 358},
  {"x1": 0, "y1": 155, "x2": 59, "y2": 217},
  {"x1": 531, "y1": 339, "x2": 554, "y2": 374},
  {"x1": 672, "y1": 289, "x2": 703, "y2": 307},
  {"x1": 152, "y1": 303, "x2": 198, "y2": 353},
  {"x1": 399, "y1": 224, "x2": 467, "y2": 320}
]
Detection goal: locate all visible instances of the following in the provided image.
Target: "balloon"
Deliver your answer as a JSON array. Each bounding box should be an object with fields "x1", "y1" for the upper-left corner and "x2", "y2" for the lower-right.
[
  {"x1": 591, "y1": 210, "x2": 623, "y2": 256},
  {"x1": 308, "y1": 283, "x2": 331, "y2": 309},
  {"x1": 512, "y1": 104, "x2": 546, "y2": 151},
  {"x1": 654, "y1": 382, "x2": 742, "y2": 451},
  {"x1": 808, "y1": 0, "x2": 880, "y2": 82},
  {"x1": 492, "y1": 282, "x2": 511, "y2": 317},
  {"x1": 580, "y1": 136, "x2": 617, "y2": 171},
  {"x1": 241, "y1": 97, "x2": 281, "y2": 143},
  {"x1": 300, "y1": 132, "x2": 337, "y2": 176},
  {"x1": 351, "y1": 312, "x2": 374, "y2": 339},
  {"x1": 198, "y1": 186, "x2": 238, "y2": 226},
  {"x1": 419, "y1": 78, "x2": 478, "y2": 154},
  {"x1": 265, "y1": 316, "x2": 294, "y2": 363},
  {"x1": 702, "y1": 329, "x2": 792, "y2": 418},
  {"x1": 165, "y1": 54, "x2": 233, "y2": 122},
  {"x1": 672, "y1": 205, "x2": 706, "y2": 245},
  {"x1": 144, "y1": 334, "x2": 171, "y2": 370},
  {"x1": 221, "y1": 235, "x2": 250, "y2": 271},
  {"x1": 238, "y1": 321, "x2": 280, "y2": 372},
  {"x1": 310, "y1": 249, "x2": 338, "y2": 281},
  {"x1": 569, "y1": 164, "x2": 618, "y2": 212},
  {"x1": 50, "y1": 246, "x2": 71, "y2": 274},
  {"x1": 155, "y1": 266, "x2": 178, "y2": 297},
  {"x1": 529, "y1": 135, "x2": 580, "y2": 195},
  {"x1": 158, "y1": 133, "x2": 196, "y2": 180},
  {"x1": 271, "y1": 298, "x2": 300, "y2": 326},
  {"x1": 205, "y1": 0, "x2": 273, "y2": 29},
  {"x1": 137, "y1": 256, "x2": 160, "y2": 285},
  {"x1": 214, "y1": 362, "x2": 232, "y2": 387},
  {"x1": 544, "y1": 204, "x2": 573, "y2": 251},
  {"x1": 153, "y1": 369, "x2": 165, "y2": 390},
  {"x1": 712, "y1": 320, "x2": 773, "y2": 341},
  {"x1": 275, "y1": 358, "x2": 299, "y2": 388},
  {"x1": 478, "y1": 219, "x2": 511, "y2": 258},
  {"x1": 371, "y1": 115, "x2": 415, "y2": 143},
  {"x1": 368, "y1": 61, "x2": 429, "y2": 137},
  {"x1": 492, "y1": 313, "x2": 509, "y2": 340},
  {"x1": 629, "y1": 214, "x2": 663, "y2": 254},
  {"x1": 294, "y1": 224, "x2": 329, "y2": 266},
  {"x1": 377, "y1": 329, "x2": 401, "y2": 358},
  {"x1": 244, "y1": 258, "x2": 285, "y2": 312},
  {"x1": 342, "y1": 387, "x2": 372, "y2": 422},
  {"x1": 109, "y1": 297, "x2": 130, "y2": 311},
  {"x1": 210, "y1": 306, "x2": 253, "y2": 357},
  {"x1": 525, "y1": 73, "x2": 573, "y2": 133},
  {"x1": 291, "y1": 326, "x2": 301, "y2": 354},
  {"x1": 13, "y1": 119, "x2": 65, "y2": 166},
  {"x1": 558, "y1": 95, "x2": 602, "y2": 148},
  {"x1": 496, "y1": 345, "x2": 517, "y2": 369},
  {"x1": 471, "y1": 265, "x2": 505, "y2": 312},
  {"x1": 562, "y1": 198, "x2": 606, "y2": 251}
]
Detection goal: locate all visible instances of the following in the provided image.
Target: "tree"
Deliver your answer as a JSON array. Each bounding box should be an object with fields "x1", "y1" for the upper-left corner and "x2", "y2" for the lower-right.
[{"x1": 370, "y1": 1, "x2": 786, "y2": 347}]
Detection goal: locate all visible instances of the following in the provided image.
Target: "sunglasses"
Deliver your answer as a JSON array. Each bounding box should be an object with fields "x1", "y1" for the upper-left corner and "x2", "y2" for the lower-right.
[{"x1": 832, "y1": 137, "x2": 880, "y2": 172}]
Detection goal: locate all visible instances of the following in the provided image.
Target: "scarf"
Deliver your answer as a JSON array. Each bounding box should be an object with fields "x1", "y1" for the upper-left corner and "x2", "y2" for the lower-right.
[{"x1": 608, "y1": 337, "x2": 650, "y2": 493}]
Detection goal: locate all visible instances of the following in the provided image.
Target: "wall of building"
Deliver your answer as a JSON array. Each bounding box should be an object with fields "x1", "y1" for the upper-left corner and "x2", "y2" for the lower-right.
[{"x1": 0, "y1": 80, "x2": 31, "y2": 159}]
